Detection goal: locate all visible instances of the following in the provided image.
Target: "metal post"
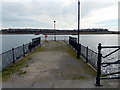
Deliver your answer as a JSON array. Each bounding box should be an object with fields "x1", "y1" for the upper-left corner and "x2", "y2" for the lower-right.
[
  {"x1": 96, "y1": 43, "x2": 102, "y2": 86},
  {"x1": 77, "y1": 0, "x2": 80, "y2": 58},
  {"x1": 39, "y1": 37, "x2": 41, "y2": 45},
  {"x1": 36, "y1": 38, "x2": 38, "y2": 46},
  {"x1": 12, "y1": 48, "x2": 15, "y2": 63},
  {"x1": 54, "y1": 21, "x2": 56, "y2": 41},
  {"x1": 86, "y1": 46, "x2": 88, "y2": 63},
  {"x1": 80, "y1": 43, "x2": 81, "y2": 55},
  {"x1": 23, "y1": 44, "x2": 25, "y2": 57},
  {"x1": 69, "y1": 37, "x2": 70, "y2": 44},
  {"x1": 29, "y1": 42, "x2": 31, "y2": 52}
]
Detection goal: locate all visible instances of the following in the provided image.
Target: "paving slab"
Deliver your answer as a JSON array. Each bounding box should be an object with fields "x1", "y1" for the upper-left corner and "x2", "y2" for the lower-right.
[
  {"x1": 2, "y1": 82, "x2": 33, "y2": 88},
  {"x1": 32, "y1": 81, "x2": 53, "y2": 88}
]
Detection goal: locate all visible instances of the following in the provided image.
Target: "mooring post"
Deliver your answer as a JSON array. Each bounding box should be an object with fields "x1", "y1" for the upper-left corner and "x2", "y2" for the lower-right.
[
  {"x1": 96, "y1": 43, "x2": 102, "y2": 86},
  {"x1": 86, "y1": 46, "x2": 88, "y2": 63},
  {"x1": 12, "y1": 48, "x2": 15, "y2": 63}
]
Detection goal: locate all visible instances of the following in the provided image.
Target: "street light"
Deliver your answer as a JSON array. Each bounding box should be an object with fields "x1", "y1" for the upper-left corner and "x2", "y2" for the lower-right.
[
  {"x1": 54, "y1": 20, "x2": 56, "y2": 41},
  {"x1": 77, "y1": 0, "x2": 80, "y2": 58}
]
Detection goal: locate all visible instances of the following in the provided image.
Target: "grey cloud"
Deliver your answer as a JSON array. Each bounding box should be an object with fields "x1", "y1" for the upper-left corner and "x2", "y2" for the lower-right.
[
  {"x1": 2, "y1": 1, "x2": 77, "y2": 28},
  {"x1": 81, "y1": 2, "x2": 116, "y2": 18},
  {"x1": 2, "y1": 1, "x2": 117, "y2": 29}
]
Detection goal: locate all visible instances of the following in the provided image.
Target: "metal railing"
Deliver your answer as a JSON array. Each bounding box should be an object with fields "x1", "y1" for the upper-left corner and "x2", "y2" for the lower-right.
[
  {"x1": 0, "y1": 37, "x2": 41, "y2": 71},
  {"x1": 96, "y1": 43, "x2": 120, "y2": 86},
  {"x1": 69, "y1": 36, "x2": 98, "y2": 70},
  {"x1": 69, "y1": 36, "x2": 120, "y2": 86},
  {"x1": 41, "y1": 35, "x2": 70, "y2": 41}
]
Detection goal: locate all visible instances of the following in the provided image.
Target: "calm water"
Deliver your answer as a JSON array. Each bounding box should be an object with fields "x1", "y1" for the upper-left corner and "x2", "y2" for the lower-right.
[
  {"x1": 0, "y1": 34, "x2": 119, "y2": 53},
  {"x1": 0, "y1": 34, "x2": 42, "y2": 53},
  {"x1": 74, "y1": 34, "x2": 118, "y2": 52}
]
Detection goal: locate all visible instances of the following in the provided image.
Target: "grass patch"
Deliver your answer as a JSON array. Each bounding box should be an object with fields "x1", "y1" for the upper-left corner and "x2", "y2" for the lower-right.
[
  {"x1": 55, "y1": 40, "x2": 64, "y2": 43},
  {"x1": 18, "y1": 70, "x2": 27, "y2": 75},
  {"x1": 67, "y1": 44, "x2": 96, "y2": 76},
  {"x1": 67, "y1": 44, "x2": 77, "y2": 58},
  {"x1": 44, "y1": 40, "x2": 49, "y2": 42},
  {"x1": 44, "y1": 40, "x2": 51, "y2": 44},
  {"x1": 79, "y1": 57, "x2": 96, "y2": 76},
  {"x1": 2, "y1": 45, "x2": 43, "y2": 81},
  {"x1": 25, "y1": 64, "x2": 29, "y2": 67},
  {"x1": 51, "y1": 46, "x2": 65, "y2": 51},
  {"x1": 0, "y1": 72, "x2": 2, "y2": 82}
]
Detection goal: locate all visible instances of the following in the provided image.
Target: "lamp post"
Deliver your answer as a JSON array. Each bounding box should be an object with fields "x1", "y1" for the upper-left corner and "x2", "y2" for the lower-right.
[
  {"x1": 77, "y1": 0, "x2": 80, "y2": 58},
  {"x1": 54, "y1": 21, "x2": 56, "y2": 41}
]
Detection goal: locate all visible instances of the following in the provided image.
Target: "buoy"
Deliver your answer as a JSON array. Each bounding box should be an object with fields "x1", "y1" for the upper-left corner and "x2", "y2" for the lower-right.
[{"x1": 45, "y1": 34, "x2": 48, "y2": 38}]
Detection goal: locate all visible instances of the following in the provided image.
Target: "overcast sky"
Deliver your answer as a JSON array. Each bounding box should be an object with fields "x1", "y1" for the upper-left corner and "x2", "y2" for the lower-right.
[{"x1": 1, "y1": 0, "x2": 119, "y2": 31}]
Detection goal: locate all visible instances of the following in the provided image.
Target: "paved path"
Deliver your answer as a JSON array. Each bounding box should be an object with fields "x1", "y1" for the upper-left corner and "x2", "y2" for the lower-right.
[{"x1": 2, "y1": 41, "x2": 118, "y2": 88}]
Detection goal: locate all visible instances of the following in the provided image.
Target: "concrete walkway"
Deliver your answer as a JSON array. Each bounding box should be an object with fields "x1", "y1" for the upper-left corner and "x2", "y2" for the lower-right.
[{"x1": 2, "y1": 41, "x2": 118, "y2": 88}]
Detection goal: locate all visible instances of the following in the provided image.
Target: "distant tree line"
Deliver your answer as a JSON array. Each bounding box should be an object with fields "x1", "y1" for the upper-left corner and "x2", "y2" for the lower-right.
[{"x1": 0, "y1": 28, "x2": 109, "y2": 34}]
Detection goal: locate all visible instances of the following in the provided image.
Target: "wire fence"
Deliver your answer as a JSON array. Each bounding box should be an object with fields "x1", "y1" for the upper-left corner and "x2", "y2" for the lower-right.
[
  {"x1": 69, "y1": 36, "x2": 120, "y2": 86},
  {"x1": 0, "y1": 37, "x2": 41, "y2": 71},
  {"x1": 1, "y1": 49, "x2": 13, "y2": 70},
  {"x1": 69, "y1": 36, "x2": 98, "y2": 70}
]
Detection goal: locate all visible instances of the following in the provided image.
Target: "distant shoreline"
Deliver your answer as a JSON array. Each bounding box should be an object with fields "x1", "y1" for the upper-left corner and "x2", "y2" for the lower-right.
[
  {"x1": 1, "y1": 28, "x2": 120, "y2": 35},
  {"x1": 0, "y1": 31, "x2": 120, "y2": 35}
]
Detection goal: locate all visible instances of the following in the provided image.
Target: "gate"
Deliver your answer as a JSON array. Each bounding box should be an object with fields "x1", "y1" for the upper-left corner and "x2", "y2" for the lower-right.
[{"x1": 96, "y1": 43, "x2": 120, "y2": 86}]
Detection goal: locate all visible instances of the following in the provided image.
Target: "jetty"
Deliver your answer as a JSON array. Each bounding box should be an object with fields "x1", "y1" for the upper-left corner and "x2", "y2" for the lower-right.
[{"x1": 2, "y1": 39, "x2": 118, "y2": 88}]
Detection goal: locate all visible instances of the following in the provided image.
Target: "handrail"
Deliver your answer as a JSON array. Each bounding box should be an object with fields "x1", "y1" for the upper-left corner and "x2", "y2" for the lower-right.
[
  {"x1": 95, "y1": 43, "x2": 120, "y2": 86},
  {"x1": 101, "y1": 46, "x2": 120, "y2": 48},
  {"x1": 1, "y1": 37, "x2": 41, "y2": 71},
  {"x1": 69, "y1": 37, "x2": 120, "y2": 86},
  {"x1": 102, "y1": 48, "x2": 120, "y2": 58},
  {"x1": 102, "y1": 71, "x2": 120, "y2": 76}
]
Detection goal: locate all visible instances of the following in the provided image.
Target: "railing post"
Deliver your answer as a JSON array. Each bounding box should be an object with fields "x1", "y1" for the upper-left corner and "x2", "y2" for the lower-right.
[
  {"x1": 69, "y1": 37, "x2": 70, "y2": 44},
  {"x1": 39, "y1": 37, "x2": 41, "y2": 45},
  {"x1": 79, "y1": 44, "x2": 81, "y2": 55},
  {"x1": 12, "y1": 48, "x2": 15, "y2": 63},
  {"x1": 29, "y1": 42, "x2": 31, "y2": 52},
  {"x1": 86, "y1": 46, "x2": 88, "y2": 63},
  {"x1": 77, "y1": 43, "x2": 80, "y2": 58},
  {"x1": 32, "y1": 40, "x2": 34, "y2": 48},
  {"x1": 96, "y1": 43, "x2": 102, "y2": 86},
  {"x1": 23, "y1": 44, "x2": 25, "y2": 57},
  {"x1": 37, "y1": 38, "x2": 38, "y2": 46}
]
